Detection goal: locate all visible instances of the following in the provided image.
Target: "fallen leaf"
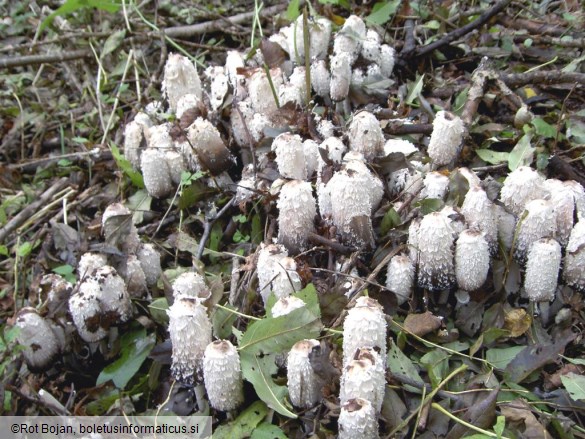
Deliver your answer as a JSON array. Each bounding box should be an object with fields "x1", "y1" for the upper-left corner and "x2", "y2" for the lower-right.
[
  {"x1": 504, "y1": 307, "x2": 532, "y2": 337},
  {"x1": 501, "y1": 399, "x2": 550, "y2": 439},
  {"x1": 404, "y1": 311, "x2": 442, "y2": 337}
]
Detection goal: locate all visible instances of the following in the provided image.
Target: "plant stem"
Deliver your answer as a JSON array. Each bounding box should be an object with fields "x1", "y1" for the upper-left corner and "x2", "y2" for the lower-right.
[
  {"x1": 431, "y1": 402, "x2": 511, "y2": 439},
  {"x1": 215, "y1": 303, "x2": 261, "y2": 321}
]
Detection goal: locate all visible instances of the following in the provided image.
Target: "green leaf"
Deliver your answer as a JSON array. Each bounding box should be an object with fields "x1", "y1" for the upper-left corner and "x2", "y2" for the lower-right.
[
  {"x1": 419, "y1": 349, "x2": 450, "y2": 388},
  {"x1": 531, "y1": 118, "x2": 557, "y2": 138},
  {"x1": 110, "y1": 142, "x2": 144, "y2": 188},
  {"x1": 250, "y1": 422, "x2": 288, "y2": 439},
  {"x1": 16, "y1": 241, "x2": 33, "y2": 257},
  {"x1": 475, "y1": 149, "x2": 510, "y2": 164},
  {"x1": 406, "y1": 74, "x2": 425, "y2": 105},
  {"x1": 416, "y1": 197, "x2": 444, "y2": 215},
  {"x1": 380, "y1": 207, "x2": 401, "y2": 235},
  {"x1": 386, "y1": 339, "x2": 424, "y2": 391},
  {"x1": 508, "y1": 133, "x2": 534, "y2": 171},
  {"x1": 286, "y1": 0, "x2": 301, "y2": 21},
  {"x1": 214, "y1": 400, "x2": 269, "y2": 439},
  {"x1": 239, "y1": 305, "x2": 322, "y2": 354},
  {"x1": 126, "y1": 189, "x2": 152, "y2": 225},
  {"x1": 41, "y1": 0, "x2": 121, "y2": 32},
  {"x1": 148, "y1": 297, "x2": 169, "y2": 326},
  {"x1": 0, "y1": 245, "x2": 9, "y2": 256},
  {"x1": 562, "y1": 356, "x2": 585, "y2": 366},
  {"x1": 366, "y1": 0, "x2": 400, "y2": 26},
  {"x1": 96, "y1": 327, "x2": 155, "y2": 389},
  {"x1": 561, "y1": 372, "x2": 585, "y2": 401},
  {"x1": 251, "y1": 212, "x2": 263, "y2": 244},
  {"x1": 240, "y1": 352, "x2": 297, "y2": 418},
  {"x1": 212, "y1": 304, "x2": 238, "y2": 339},
  {"x1": 101, "y1": 29, "x2": 126, "y2": 58},
  {"x1": 52, "y1": 264, "x2": 77, "y2": 284},
  {"x1": 485, "y1": 346, "x2": 524, "y2": 369}
]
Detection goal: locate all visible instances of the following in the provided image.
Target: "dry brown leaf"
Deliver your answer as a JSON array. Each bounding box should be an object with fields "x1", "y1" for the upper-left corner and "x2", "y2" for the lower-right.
[
  {"x1": 504, "y1": 307, "x2": 532, "y2": 337},
  {"x1": 404, "y1": 311, "x2": 443, "y2": 337},
  {"x1": 501, "y1": 399, "x2": 551, "y2": 439}
]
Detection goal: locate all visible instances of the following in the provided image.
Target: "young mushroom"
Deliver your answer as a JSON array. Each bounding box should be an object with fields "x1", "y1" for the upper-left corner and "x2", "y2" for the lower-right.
[
  {"x1": 385, "y1": 254, "x2": 415, "y2": 305},
  {"x1": 277, "y1": 180, "x2": 316, "y2": 253},
  {"x1": 564, "y1": 221, "x2": 585, "y2": 292},
  {"x1": 338, "y1": 398, "x2": 379, "y2": 439},
  {"x1": 287, "y1": 339, "x2": 323, "y2": 408},
  {"x1": 417, "y1": 212, "x2": 456, "y2": 291},
  {"x1": 339, "y1": 348, "x2": 385, "y2": 414},
  {"x1": 455, "y1": 229, "x2": 490, "y2": 292},
  {"x1": 203, "y1": 340, "x2": 244, "y2": 411},
  {"x1": 524, "y1": 238, "x2": 561, "y2": 302},
  {"x1": 427, "y1": 111, "x2": 465, "y2": 167},
  {"x1": 342, "y1": 297, "x2": 387, "y2": 367},
  {"x1": 14, "y1": 308, "x2": 61, "y2": 371}
]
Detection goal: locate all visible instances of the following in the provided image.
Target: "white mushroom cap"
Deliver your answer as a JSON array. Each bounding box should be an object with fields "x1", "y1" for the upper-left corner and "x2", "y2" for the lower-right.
[
  {"x1": 186, "y1": 117, "x2": 234, "y2": 175},
  {"x1": 311, "y1": 59, "x2": 331, "y2": 99},
  {"x1": 303, "y1": 139, "x2": 320, "y2": 178},
  {"x1": 277, "y1": 180, "x2": 316, "y2": 253},
  {"x1": 165, "y1": 149, "x2": 187, "y2": 185},
  {"x1": 524, "y1": 238, "x2": 561, "y2": 302},
  {"x1": 347, "y1": 111, "x2": 384, "y2": 161},
  {"x1": 461, "y1": 186, "x2": 498, "y2": 252},
  {"x1": 172, "y1": 271, "x2": 210, "y2": 301},
  {"x1": 271, "y1": 133, "x2": 307, "y2": 180},
  {"x1": 117, "y1": 255, "x2": 147, "y2": 297},
  {"x1": 514, "y1": 199, "x2": 556, "y2": 264},
  {"x1": 176, "y1": 93, "x2": 202, "y2": 120},
  {"x1": 427, "y1": 111, "x2": 465, "y2": 166},
  {"x1": 545, "y1": 178, "x2": 583, "y2": 247},
  {"x1": 287, "y1": 339, "x2": 323, "y2": 408},
  {"x1": 287, "y1": 16, "x2": 331, "y2": 62},
  {"x1": 417, "y1": 212, "x2": 456, "y2": 291},
  {"x1": 137, "y1": 243, "x2": 162, "y2": 286},
  {"x1": 69, "y1": 266, "x2": 131, "y2": 342},
  {"x1": 563, "y1": 220, "x2": 585, "y2": 292},
  {"x1": 455, "y1": 229, "x2": 490, "y2": 291},
  {"x1": 168, "y1": 296, "x2": 212, "y2": 385},
  {"x1": 162, "y1": 53, "x2": 202, "y2": 113},
  {"x1": 407, "y1": 218, "x2": 421, "y2": 265},
  {"x1": 203, "y1": 340, "x2": 244, "y2": 411},
  {"x1": 101, "y1": 203, "x2": 132, "y2": 242},
  {"x1": 271, "y1": 296, "x2": 306, "y2": 317},
  {"x1": 15, "y1": 308, "x2": 61, "y2": 371},
  {"x1": 361, "y1": 29, "x2": 381, "y2": 63},
  {"x1": 147, "y1": 123, "x2": 173, "y2": 150},
  {"x1": 342, "y1": 297, "x2": 387, "y2": 367},
  {"x1": 499, "y1": 166, "x2": 546, "y2": 216},
  {"x1": 205, "y1": 66, "x2": 229, "y2": 111},
  {"x1": 248, "y1": 67, "x2": 284, "y2": 117},
  {"x1": 340, "y1": 348, "x2": 385, "y2": 414},
  {"x1": 333, "y1": 15, "x2": 366, "y2": 64},
  {"x1": 421, "y1": 171, "x2": 450, "y2": 200},
  {"x1": 123, "y1": 120, "x2": 146, "y2": 169},
  {"x1": 256, "y1": 244, "x2": 302, "y2": 304},
  {"x1": 279, "y1": 67, "x2": 306, "y2": 107},
  {"x1": 383, "y1": 138, "x2": 418, "y2": 156},
  {"x1": 77, "y1": 252, "x2": 108, "y2": 279},
  {"x1": 338, "y1": 398, "x2": 379, "y2": 439},
  {"x1": 330, "y1": 52, "x2": 352, "y2": 102},
  {"x1": 40, "y1": 274, "x2": 73, "y2": 318},
  {"x1": 141, "y1": 148, "x2": 173, "y2": 198},
  {"x1": 316, "y1": 118, "x2": 336, "y2": 138},
  {"x1": 225, "y1": 50, "x2": 246, "y2": 91},
  {"x1": 386, "y1": 254, "x2": 415, "y2": 305},
  {"x1": 379, "y1": 44, "x2": 396, "y2": 78}
]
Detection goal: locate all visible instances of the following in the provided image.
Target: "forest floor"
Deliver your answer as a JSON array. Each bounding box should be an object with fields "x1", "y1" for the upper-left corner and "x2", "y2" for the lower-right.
[{"x1": 1, "y1": 0, "x2": 585, "y2": 438}]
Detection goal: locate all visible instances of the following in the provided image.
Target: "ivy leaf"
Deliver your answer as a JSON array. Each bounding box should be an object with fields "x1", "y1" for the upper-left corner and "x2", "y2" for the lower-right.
[{"x1": 508, "y1": 133, "x2": 534, "y2": 171}]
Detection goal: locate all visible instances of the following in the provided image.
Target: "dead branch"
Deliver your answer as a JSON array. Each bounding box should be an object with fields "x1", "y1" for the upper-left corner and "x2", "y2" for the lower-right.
[
  {"x1": 501, "y1": 70, "x2": 585, "y2": 87},
  {"x1": 0, "y1": 49, "x2": 92, "y2": 68},
  {"x1": 0, "y1": 177, "x2": 70, "y2": 243},
  {"x1": 160, "y1": 3, "x2": 290, "y2": 39},
  {"x1": 400, "y1": 0, "x2": 513, "y2": 60},
  {"x1": 499, "y1": 16, "x2": 572, "y2": 38}
]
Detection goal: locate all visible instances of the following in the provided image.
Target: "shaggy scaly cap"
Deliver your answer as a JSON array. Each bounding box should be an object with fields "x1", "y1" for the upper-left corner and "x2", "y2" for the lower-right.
[
  {"x1": 271, "y1": 296, "x2": 306, "y2": 317},
  {"x1": 286, "y1": 16, "x2": 331, "y2": 62},
  {"x1": 168, "y1": 296, "x2": 212, "y2": 385},
  {"x1": 256, "y1": 244, "x2": 302, "y2": 304},
  {"x1": 524, "y1": 238, "x2": 561, "y2": 302},
  {"x1": 339, "y1": 348, "x2": 385, "y2": 414},
  {"x1": 421, "y1": 171, "x2": 450, "y2": 200},
  {"x1": 329, "y1": 53, "x2": 352, "y2": 102},
  {"x1": 427, "y1": 111, "x2": 465, "y2": 166},
  {"x1": 287, "y1": 339, "x2": 323, "y2": 408},
  {"x1": 271, "y1": 133, "x2": 307, "y2": 180},
  {"x1": 499, "y1": 166, "x2": 546, "y2": 216},
  {"x1": 385, "y1": 255, "x2": 415, "y2": 305},
  {"x1": 563, "y1": 220, "x2": 585, "y2": 292},
  {"x1": 141, "y1": 148, "x2": 173, "y2": 198},
  {"x1": 77, "y1": 252, "x2": 107, "y2": 279},
  {"x1": 417, "y1": 212, "x2": 456, "y2": 291},
  {"x1": 333, "y1": 15, "x2": 366, "y2": 64},
  {"x1": 162, "y1": 53, "x2": 202, "y2": 113},
  {"x1": 461, "y1": 186, "x2": 498, "y2": 252},
  {"x1": 15, "y1": 308, "x2": 61, "y2": 371},
  {"x1": 277, "y1": 180, "x2": 316, "y2": 253},
  {"x1": 137, "y1": 243, "x2": 162, "y2": 286},
  {"x1": 455, "y1": 229, "x2": 490, "y2": 291},
  {"x1": 514, "y1": 199, "x2": 556, "y2": 265},
  {"x1": 248, "y1": 67, "x2": 283, "y2": 117},
  {"x1": 69, "y1": 266, "x2": 132, "y2": 342},
  {"x1": 347, "y1": 111, "x2": 384, "y2": 161},
  {"x1": 186, "y1": 117, "x2": 234, "y2": 175},
  {"x1": 203, "y1": 340, "x2": 244, "y2": 411},
  {"x1": 311, "y1": 60, "x2": 331, "y2": 99},
  {"x1": 338, "y1": 398, "x2": 379, "y2": 439},
  {"x1": 342, "y1": 297, "x2": 387, "y2": 367},
  {"x1": 495, "y1": 204, "x2": 516, "y2": 252},
  {"x1": 172, "y1": 272, "x2": 210, "y2": 300}
]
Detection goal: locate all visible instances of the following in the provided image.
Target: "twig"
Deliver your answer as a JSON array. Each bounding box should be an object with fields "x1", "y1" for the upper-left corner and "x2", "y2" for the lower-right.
[
  {"x1": 196, "y1": 197, "x2": 235, "y2": 261},
  {"x1": 389, "y1": 372, "x2": 461, "y2": 402},
  {"x1": 159, "y1": 3, "x2": 290, "y2": 39},
  {"x1": 498, "y1": 16, "x2": 572, "y2": 38},
  {"x1": 500, "y1": 70, "x2": 585, "y2": 87},
  {"x1": 308, "y1": 232, "x2": 352, "y2": 255},
  {"x1": 460, "y1": 57, "x2": 494, "y2": 126},
  {"x1": 400, "y1": 0, "x2": 513, "y2": 60},
  {"x1": 0, "y1": 177, "x2": 69, "y2": 243},
  {"x1": 0, "y1": 49, "x2": 92, "y2": 68},
  {"x1": 402, "y1": 19, "x2": 416, "y2": 54},
  {"x1": 8, "y1": 148, "x2": 111, "y2": 172}
]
